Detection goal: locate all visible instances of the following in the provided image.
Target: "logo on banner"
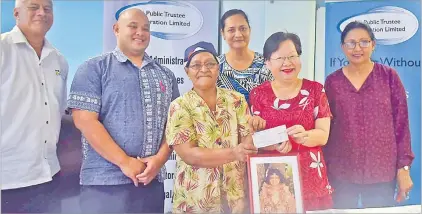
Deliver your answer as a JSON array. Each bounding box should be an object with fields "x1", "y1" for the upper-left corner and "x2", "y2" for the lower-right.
[
  {"x1": 338, "y1": 6, "x2": 419, "y2": 45},
  {"x1": 115, "y1": 0, "x2": 203, "y2": 40}
]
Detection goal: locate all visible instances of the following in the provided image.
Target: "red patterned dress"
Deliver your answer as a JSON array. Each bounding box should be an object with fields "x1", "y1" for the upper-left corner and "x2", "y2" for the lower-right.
[{"x1": 249, "y1": 79, "x2": 333, "y2": 211}]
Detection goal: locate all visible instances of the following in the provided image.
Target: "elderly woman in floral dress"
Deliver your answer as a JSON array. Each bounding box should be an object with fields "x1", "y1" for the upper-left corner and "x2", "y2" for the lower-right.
[{"x1": 165, "y1": 41, "x2": 258, "y2": 213}]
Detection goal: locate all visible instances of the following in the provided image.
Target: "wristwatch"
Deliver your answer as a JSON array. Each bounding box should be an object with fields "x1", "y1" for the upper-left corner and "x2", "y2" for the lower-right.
[{"x1": 403, "y1": 165, "x2": 410, "y2": 171}]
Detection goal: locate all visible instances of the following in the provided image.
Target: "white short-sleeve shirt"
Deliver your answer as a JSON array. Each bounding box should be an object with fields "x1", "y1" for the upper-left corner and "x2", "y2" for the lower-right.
[{"x1": 1, "y1": 26, "x2": 68, "y2": 190}]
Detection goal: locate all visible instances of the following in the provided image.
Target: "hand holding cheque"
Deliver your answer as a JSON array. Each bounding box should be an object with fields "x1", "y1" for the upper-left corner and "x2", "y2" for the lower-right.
[{"x1": 251, "y1": 124, "x2": 310, "y2": 154}]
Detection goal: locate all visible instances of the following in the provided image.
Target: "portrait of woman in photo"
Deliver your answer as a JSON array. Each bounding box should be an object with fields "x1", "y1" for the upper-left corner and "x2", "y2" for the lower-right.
[{"x1": 259, "y1": 167, "x2": 296, "y2": 213}]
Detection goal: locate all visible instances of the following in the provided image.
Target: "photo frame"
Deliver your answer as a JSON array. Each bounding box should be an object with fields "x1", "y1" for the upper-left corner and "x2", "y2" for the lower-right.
[{"x1": 247, "y1": 153, "x2": 304, "y2": 214}]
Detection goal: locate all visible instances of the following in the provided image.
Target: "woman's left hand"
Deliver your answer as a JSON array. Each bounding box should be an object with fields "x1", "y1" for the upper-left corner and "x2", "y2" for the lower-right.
[
  {"x1": 287, "y1": 125, "x2": 308, "y2": 144},
  {"x1": 396, "y1": 168, "x2": 413, "y2": 202}
]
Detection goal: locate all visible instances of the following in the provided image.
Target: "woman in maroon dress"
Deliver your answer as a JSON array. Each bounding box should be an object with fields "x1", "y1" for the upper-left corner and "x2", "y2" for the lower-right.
[
  {"x1": 249, "y1": 32, "x2": 333, "y2": 211},
  {"x1": 324, "y1": 21, "x2": 414, "y2": 209}
]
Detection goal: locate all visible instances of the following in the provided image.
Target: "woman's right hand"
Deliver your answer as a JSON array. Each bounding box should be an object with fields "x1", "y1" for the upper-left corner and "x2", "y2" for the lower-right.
[
  {"x1": 261, "y1": 141, "x2": 292, "y2": 153},
  {"x1": 261, "y1": 144, "x2": 278, "y2": 151},
  {"x1": 276, "y1": 141, "x2": 292, "y2": 154}
]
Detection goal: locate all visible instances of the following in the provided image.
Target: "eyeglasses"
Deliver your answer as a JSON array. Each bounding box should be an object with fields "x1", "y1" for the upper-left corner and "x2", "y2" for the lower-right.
[
  {"x1": 343, "y1": 40, "x2": 372, "y2": 49},
  {"x1": 188, "y1": 62, "x2": 218, "y2": 71},
  {"x1": 270, "y1": 55, "x2": 299, "y2": 64}
]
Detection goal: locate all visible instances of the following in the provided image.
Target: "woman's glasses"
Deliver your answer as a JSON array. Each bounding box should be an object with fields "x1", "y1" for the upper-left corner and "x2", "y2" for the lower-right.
[
  {"x1": 343, "y1": 40, "x2": 372, "y2": 49},
  {"x1": 188, "y1": 62, "x2": 218, "y2": 71},
  {"x1": 270, "y1": 55, "x2": 300, "y2": 65}
]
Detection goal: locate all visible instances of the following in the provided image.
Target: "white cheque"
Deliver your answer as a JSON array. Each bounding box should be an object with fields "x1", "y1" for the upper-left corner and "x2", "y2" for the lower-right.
[{"x1": 252, "y1": 125, "x2": 289, "y2": 148}]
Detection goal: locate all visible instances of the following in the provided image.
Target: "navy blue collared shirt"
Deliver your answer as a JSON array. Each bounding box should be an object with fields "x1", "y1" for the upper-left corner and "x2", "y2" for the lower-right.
[{"x1": 68, "y1": 48, "x2": 179, "y2": 185}]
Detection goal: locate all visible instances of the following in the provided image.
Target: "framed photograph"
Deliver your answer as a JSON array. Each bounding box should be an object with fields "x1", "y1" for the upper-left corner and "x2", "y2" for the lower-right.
[{"x1": 247, "y1": 153, "x2": 304, "y2": 214}]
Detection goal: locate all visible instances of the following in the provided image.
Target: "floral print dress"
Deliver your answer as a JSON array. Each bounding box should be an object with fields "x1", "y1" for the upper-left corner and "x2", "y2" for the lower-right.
[
  {"x1": 250, "y1": 80, "x2": 333, "y2": 211},
  {"x1": 260, "y1": 182, "x2": 296, "y2": 213},
  {"x1": 166, "y1": 88, "x2": 251, "y2": 213}
]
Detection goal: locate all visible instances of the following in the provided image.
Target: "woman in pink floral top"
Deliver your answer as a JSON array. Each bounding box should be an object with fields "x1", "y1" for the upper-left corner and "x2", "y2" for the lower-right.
[
  {"x1": 249, "y1": 32, "x2": 333, "y2": 211},
  {"x1": 324, "y1": 21, "x2": 414, "y2": 209}
]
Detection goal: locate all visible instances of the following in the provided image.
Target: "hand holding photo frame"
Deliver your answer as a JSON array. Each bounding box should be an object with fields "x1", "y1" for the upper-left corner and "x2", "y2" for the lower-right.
[{"x1": 247, "y1": 153, "x2": 304, "y2": 214}]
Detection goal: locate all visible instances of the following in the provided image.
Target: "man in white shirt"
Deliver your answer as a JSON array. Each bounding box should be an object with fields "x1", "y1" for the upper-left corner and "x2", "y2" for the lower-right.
[{"x1": 1, "y1": 0, "x2": 68, "y2": 212}]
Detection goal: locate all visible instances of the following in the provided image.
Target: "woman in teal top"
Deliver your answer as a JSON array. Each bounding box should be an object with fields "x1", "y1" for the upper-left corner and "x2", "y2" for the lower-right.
[
  {"x1": 217, "y1": 9, "x2": 272, "y2": 131},
  {"x1": 217, "y1": 9, "x2": 273, "y2": 102}
]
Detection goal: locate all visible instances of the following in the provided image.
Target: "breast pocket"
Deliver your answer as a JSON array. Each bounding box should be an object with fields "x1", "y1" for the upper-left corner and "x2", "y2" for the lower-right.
[
  {"x1": 156, "y1": 77, "x2": 173, "y2": 122},
  {"x1": 53, "y1": 73, "x2": 65, "y2": 99},
  {"x1": 159, "y1": 78, "x2": 173, "y2": 104},
  {"x1": 44, "y1": 66, "x2": 66, "y2": 106}
]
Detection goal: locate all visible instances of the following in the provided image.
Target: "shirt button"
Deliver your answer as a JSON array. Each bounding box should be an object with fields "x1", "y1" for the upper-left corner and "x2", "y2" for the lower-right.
[
  {"x1": 45, "y1": 102, "x2": 47, "y2": 105},
  {"x1": 41, "y1": 83, "x2": 44, "y2": 86},
  {"x1": 44, "y1": 140, "x2": 47, "y2": 143},
  {"x1": 46, "y1": 121, "x2": 49, "y2": 124}
]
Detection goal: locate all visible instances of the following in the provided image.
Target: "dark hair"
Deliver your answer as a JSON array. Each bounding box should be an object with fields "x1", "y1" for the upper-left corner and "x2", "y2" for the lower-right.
[
  {"x1": 341, "y1": 21, "x2": 376, "y2": 44},
  {"x1": 264, "y1": 168, "x2": 285, "y2": 184},
  {"x1": 259, "y1": 167, "x2": 286, "y2": 193},
  {"x1": 219, "y1": 9, "x2": 250, "y2": 31},
  {"x1": 263, "y1": 32, "x2": 302, "y2": 60}
]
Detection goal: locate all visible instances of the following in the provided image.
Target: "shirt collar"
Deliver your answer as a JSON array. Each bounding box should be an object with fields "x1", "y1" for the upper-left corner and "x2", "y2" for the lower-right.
[
  {"x1": 112, "y1": 47, "x2": 154, "y2": 68},
  {"x1": 189, "y1": 87, "x2": 222, "y2": 108},
  {"x1": 11, "y1": 26, "x2": 52, "y2": 47},
  {"x1": 10, "y1": 26, "x2": 27, "y2": 44},
  {"x1": 10, "y1": 26, "x2": 55, "y2": 56}
]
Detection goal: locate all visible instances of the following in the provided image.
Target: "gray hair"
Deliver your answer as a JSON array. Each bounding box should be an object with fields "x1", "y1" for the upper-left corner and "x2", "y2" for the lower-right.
[
  {"x1": 15, "y1": 0, "x2": 53, "y2": 8},
  {"x1": 15, "y1": 0, "x2": 27, "y2": 8}
]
